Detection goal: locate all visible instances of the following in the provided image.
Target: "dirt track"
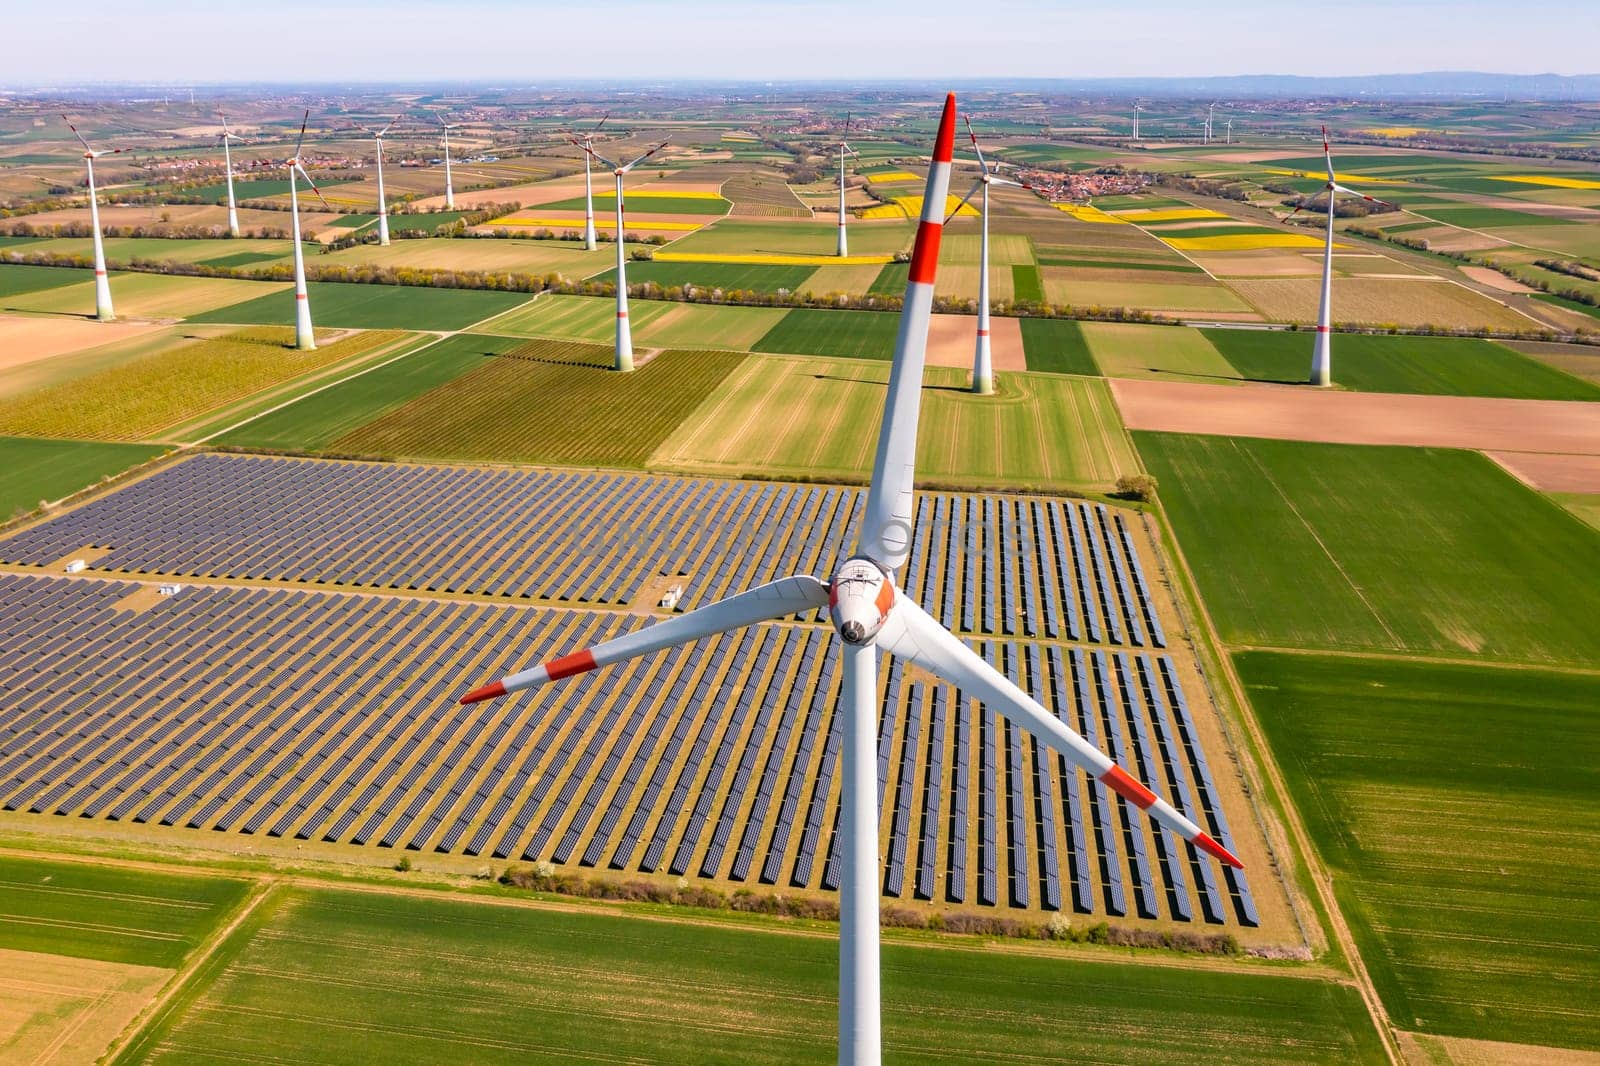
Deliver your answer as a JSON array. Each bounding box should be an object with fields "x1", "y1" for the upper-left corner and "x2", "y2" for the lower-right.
[{"x1": 1111, "y1": 377, "x2": 1600, "y2": 456}]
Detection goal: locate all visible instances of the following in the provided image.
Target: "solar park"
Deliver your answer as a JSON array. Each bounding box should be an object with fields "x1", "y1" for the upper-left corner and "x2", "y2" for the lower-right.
[{"x1": 0, "y1": 455, "x2": 1265, "y2": 929}]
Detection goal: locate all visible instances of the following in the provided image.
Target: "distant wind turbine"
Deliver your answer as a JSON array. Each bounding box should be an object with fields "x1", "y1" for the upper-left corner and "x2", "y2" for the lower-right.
[
  {"x1": 571, "y1": 136, "x2": 670, "y2": 372},
  {"x1": 947, "y1": 117, "x2": 1033, "y2": 395},
  {"x1": 62, "y1": 116, "x2": 129, "y2": 322},
  {"x1": 437, "y1": 115, "x2": 460, "y2": 209},
  {"x1": 1293, "y1": 126, "x2": 1396, "y2": 386},
  {"x1": 254, "y1": 111, "x2": 331, "y2": 351},
  {"x1": 1225, "y1": 117, "x2": 1233, "y2": 144},
  {"x1": 462, "y1": 94, "x2": 1241, "y2": 1066},
  {"x1": 834, "y1": 113, "x2": 861, "y2": 257},
  {"x1": 567, "y1": 113, "x2": 610, "y2": 251},
  {"x1": 216, "y1": 112, "x2": 248, "y2": 238},
  {"x1": 1133, "y1": 102, "x2": 1144, "y2": 141},
  {"x1": 363, "y1": 115, "x2": 402, "y2": 246}
]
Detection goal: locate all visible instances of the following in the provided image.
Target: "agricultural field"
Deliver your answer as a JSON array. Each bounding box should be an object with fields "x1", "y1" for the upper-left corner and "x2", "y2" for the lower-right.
[
  {"x1": 0, "y1": 327, "x2": 408, "y2": 441},
  {"x1": 752, "y1": 306, "x2": 902, "y2": 359},
  {"x1": 325, "y1": 236, "x2": 619, "y2": 276},
  {"x1": 217, "y1": 333, "x2": 523, "y2": 451},
  {"x1": 1137, "y1": 433, "x2": 1600, "y2": 665},
  {"x1": 187, "y1": 281, "x2": 533, "y2": 331},
  {"x1": 480, "y1": 293, "x2": 787, "y2": 350},
  {"x1": 0, "y1": 436, "x2": 165, "y2": 517},
  {"x1": 1042, "y1": 269, "x2": 1253, "y2": 314},
  {"x1": 183, "y1": 176, "x2": 359, "y2": 204},
  {"x1": 116, "y1": 883, "x2": 1386, "y2": 1066},
  {"x1": 1227, "y1": 277, "x2": 1534, "y2": 330},
  {"x1": 1202, "y1": 328, "x2": 1600, "y2": 399},
  {"x1": 536, "y1": 192, "x2": 731, "y2": 215},
  {"x1": 1079, "y1": 322, "x2": 1241, "y2": 384},
  {"x1": 3, "y1": 271, "x2": 290, "y2": 320},
  {"x1": 653, "y1": 354, "x2": 1138, "y2": 490},
  {"x1": 333, "y1": 342, "x2": 746, "y2": 466},
  {"x1": 1238, "y1": 652, "x2": 1600, "y2": 1051},
  {"x1": 0, "y1": 262, "x2": 90, "y2": 297},
  {"x1": 590, "y1": 259, "x2": 818, "y2": 293},
  {"x1": 665, "y1": 218, "x2": 912, "y2": 259},
  {"x1": 18, "y1": 235, "x2": 298, "y2": 269},
  {"x1": 1018, "y1": 317, "x2": 1098, "y2": 375}
]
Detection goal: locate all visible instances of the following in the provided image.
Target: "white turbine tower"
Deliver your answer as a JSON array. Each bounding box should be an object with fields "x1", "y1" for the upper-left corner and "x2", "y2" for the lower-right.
[
  {"x1": 567, "y1": 113, "x2": 610, "y2": 251},
  {"x1": 570, "y1": 136, "x2": 670, "y2": 373},
  {"x1": 437, "y1": 115, "x2": 460, "y2": 209},
  {"x1": 1226, "y1": 117, "x2": 1234, "y2": 144},
  {"x1": 948, "y1": 117, "x2": 1033, "y2": 396},
  {"x1": 1132, "y1": 102, "x2": 1144, "y2": 141},
  {"x1": 256, "y1": 111, "x2": 332, "y2": 351},
  {"x1": 834, "y1": 113, "x2": 861, "y2": 257},
  {"x1": 1205, "y1": 103, "x2": 1216, "y2": 144},
  {"x1": 460, "y1": 93, "x2": 1241, "y2": 1066},
  {"x1": 217, "y1": 112, "x2": 247, "y2": 239},
  {"x1": 1295, "y1": 126, "x2": 1395, "y2": 386},
  {"x1": 363, "y1": 114, "x2": 402, "y2": 246},
  {"x1": 62, "y1": 117, "x2": 129, "y2": 322}
]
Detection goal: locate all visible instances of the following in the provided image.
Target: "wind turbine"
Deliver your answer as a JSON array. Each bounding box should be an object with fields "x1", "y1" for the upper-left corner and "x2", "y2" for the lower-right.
[
  {"x1": 1294, "y1": 126, "x2": 1395, "y2": 386},
  {"x1": 254, "y1": 110, "x2": 331, "y2": 351},
  {"x1": 62, "y1": 116, "x2": 129, "y2": 322},
  {"x1": 1225, "y1": 117, "x2": 1234, "y2": 144},
  {"x1": 1132, "y1": 102, "x2": 1143, "y2": 141},
  {"x1": 460, "y1": 92, "x2": 1241, "y2": 1066},
  {"x1": 216, "y1": 112, "x2": 248, "y2": 238},
  {"x1": 566, "y1": 113, "x2": 610, "y2": 251},
  {"x1": 363, "y1": 114, "x2": 402, "y2": 246},
  {"x1": 570, "y1": 136, "x2": 670, "y2": 373},
  {"x1": 833, "y1": 113, "x2": 861, "y2": 257},
  {"x1": 437, "y1": 115, "x2": 460, "y2": 209},
  {"x1": 1205, "y1": 103, "x2": 1216, "y2": 144},
  {"x1": 947, "y1": 117, "x2": 1032, "y2": 395}
]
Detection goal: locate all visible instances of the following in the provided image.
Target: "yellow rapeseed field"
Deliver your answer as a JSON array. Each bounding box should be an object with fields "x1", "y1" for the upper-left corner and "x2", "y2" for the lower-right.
[
  {"x1": 860, "y1": 202, "x2": 910, "y2": 220},
  {"x1": 867, "y1": 195, "x2": 979, "y2": 220},
  {"x1": 1491, "y1": 175, "x2": 1600, "y2": 191},
  {"x1": 1161, "y1": 232, "x2": 1331, "y2": 251},
  {"x1": 1053, "y1": 203, "x2": 1125, "y2": 224},
  {"x1": 655, "y1": 252, "x2": 894, "y2": 265},
  {"x1": 1258, "y1": 167, "x2": 1410, "y2": 186},
  {"x1": 867, "y1": 171, "x2": 920, "y2": 184},
  {"x1": 1112, "y1": 207, "x2": 1230, "y2": 223},
  {"x1": 1363, "y1": 127, "x2": 1429, "y2": 138},
  {"x1": 626, "y1": 190, "x2": 727, "y2": 200}
]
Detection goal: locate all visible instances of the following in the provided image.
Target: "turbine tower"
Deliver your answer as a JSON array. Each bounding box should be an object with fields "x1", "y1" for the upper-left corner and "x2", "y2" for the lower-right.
[
  {"x1": 1226, "y1": 117, "x2": 1233, "y2": 144},
  {"x1": 567, "y1": 113, "x2": 609, "y2": 251},
  {"x1": 216, "y1": 112, "x2": 247, "y2": 238},
  {"x1": 1132, "y1": 102, "x2": 1143, "y2": 141},
  {"x1": 571, "y1": 136, "x2": 670, "y2": 373},
  {"x1": 949, "y1": 117, "x2": 1032, "y2": 395},
  {"x1": 1295, "y1": 126, "x2": 1395, "y2": 386},
  {"x1": 62, "y1": 117, "x2": 127, "y2": 322},
  {"x1": 460, "y1": 92, "x2": 1241, "y2": 1066},
  {"x1": 834, "y1": 113, "x2": 860, "y2": 257},
  {"x1": 437, "y1": 115, "x2": 460, "y2": 209},
  {"x1": 1205, "y1": 103, "x2": 1216, "y2": 144},
  {"x1": 363, "y1": 115, "x2": 402, "y2": 246},
  {"x1": 256, "y1": 111, "x2": 331, "y2": 351}
]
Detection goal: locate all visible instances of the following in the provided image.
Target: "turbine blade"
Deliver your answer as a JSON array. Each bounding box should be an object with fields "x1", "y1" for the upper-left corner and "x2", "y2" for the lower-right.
[
  {"x1": 1322, "y1": 124, "x2": 1335, "y2": 182},
  {"x1": 878, "y1": 597, "x2": 1243, "y2": 869},
  {"x1": 377, "y1": 114, "x2": 400, "y2": 138},
  {"x1": 459, "y1": 576, "x2": 830, "y2": 704},
  {"x1": 964, "y1": 115, "x2": 990, "y2": 173},
  {"x1": 571, "y1": 137, "x2": 617, "y2": 171},
  {"x1": 296, "y1": 162, "x2": 331, "y2": 210},
  {"x1": 293, "y1": 110, "x2": 310, "y2": 158},
  {"x1": 594, "y1": 111, "x2": 610, "y2": 132},
  {"x1": 61, "y1": 115, "x2": 93, "y2": 153},
  {"x1": 857, "y1": 91, "x2": 957, "y2": 573},
  {"x1": 619, "y1": 139, "x2": 669, "y2": 173},
  {"x1": 944, "y1": 178, "x2": 982, "y2": 224},
  {"x1": 218, "y1": 111, "x2": 232, "y2": 137},
  {"x1": 1332, "y1": 182, "x2": 1395, "y2": 209}
]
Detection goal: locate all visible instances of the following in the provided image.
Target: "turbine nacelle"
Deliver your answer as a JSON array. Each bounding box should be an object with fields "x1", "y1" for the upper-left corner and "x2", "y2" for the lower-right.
[{"x1": 828, "y1": 558, "x2": 896, "y2": 646}]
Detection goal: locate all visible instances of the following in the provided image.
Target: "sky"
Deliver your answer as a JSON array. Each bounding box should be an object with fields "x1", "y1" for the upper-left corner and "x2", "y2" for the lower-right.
[{"x1": 5, "y1": 0, "x2": 1598, "y2": 84}]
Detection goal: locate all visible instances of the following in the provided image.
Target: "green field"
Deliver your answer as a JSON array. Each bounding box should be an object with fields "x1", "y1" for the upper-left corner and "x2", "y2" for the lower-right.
[
  {"x1": 5, "y1": 272, "x2": 290, "y2": 320},
  {"x1": 480, "y1": 293, "x2": 786, "y2": 350},
  {"x1": 187, "y1": 282, "x2": 533, "y2": 331},
  {"x1": 1138, "y1": 433, "x2": 1600, "y2": 664},
  {"x1": 0, "y1": 855, "x2": 248, "y2": 968},
  {"x1": 1019, "y1": 318, "x2": 1098, "y2": 375},
  {"x1": 1201, "y1": 328, "x2": 1600, "y2": 399},
  {"x1": 0, "y1": 328, "x2": 407, "y2": 442},
  {"x1": 198, "y1": 249, "x2": 289, "y2": 269},
  {"x1": 1081, "y1": 322, "x2": 1242, "y2": 383},
  {"x1": 185, "y1": 177, "x2": 358, "y2": 204},
  {"x1": 536, "y1": 193, "x2": 730, "y2": 215},
  {"x1": 0, "y1": 262, "x2": 93, "y2": 296},
  {"x1": 1239, "y1": 651, "x2": 1600, "y2": 1050},
  {"x1": 591, "y1": 260, "x2": 817, "y2": 293},
  {"x1": 118, "y1": 884, "x2": 1386, "y2": 1065},
  {"x1": 217, "y1": 334, "x2": 523, "y2": 451},
  {"x1": 753, "y1": 307, "x2": 902, "y2": 360},
  {"x1": 1011, "y1": 263, "x2": 1044, "y2": 302},
  {"x1": 333, "y1": 343, "x2": 746, "y2": 467},
  {"x1": 655, "y1": 355, "x2": 1137, "y2": 490},
  {"x1": 0, "y1": 436, "x2": 166, "y2": 517}
]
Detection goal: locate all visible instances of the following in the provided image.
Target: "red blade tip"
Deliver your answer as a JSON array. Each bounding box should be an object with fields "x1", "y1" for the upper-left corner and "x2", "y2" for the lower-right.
[
  {"x1": 1193, "y1": 831, "x2": 1243, "y2": 869},
  {"x1": 460, "y1": 680, "x2": 507, "y2": 705},
  {"x1": 932, "y1": 92, "x2": 957, "y2": 164}
]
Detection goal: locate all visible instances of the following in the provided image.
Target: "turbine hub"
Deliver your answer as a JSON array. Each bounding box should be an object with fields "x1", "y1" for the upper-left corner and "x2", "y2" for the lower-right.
[{"x1": 828, "y1": 556, "x2": 895, "y2": 647}]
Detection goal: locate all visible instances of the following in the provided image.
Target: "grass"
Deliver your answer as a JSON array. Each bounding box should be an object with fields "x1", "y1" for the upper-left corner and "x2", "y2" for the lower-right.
[
  {"x1": 216, "y1": 334, "x2": 522, "y2": 451},
  {"x1": 1239, "y1": 651, "x2": 1600, "y2": 1050},
  {"x1": 1201, "y1": 328, "x2": 1600, "y2": 399},
  {"x1": 1137, "y1": 433, "x2": 1600, "y2": 665},
  {"x1": 868, "y1": 262, "x2": 908, "y2": 296},
  {"x1": 187, "y1": 281, "x2": 533, "y2": 331},
  {"x1": 0, "y1": 436, "x2": 165, "y2": 517},
  {"x1": 590, "y1": 260, "x2": 817, "y2": 293},
  {"x1": 1011, "y1": 264, "x2": 1043, "y2": 302},
  {"x1": 753, "y1": 307, "x2": 902, "y2": 360},
  {"x1": 0, "y1": 854, "x2": 248, "y2": 968},
  {"x1": 198, "y1": 249, "x2": 288, "y2": 269},
  {"x1": 1080, "y1": 322, "x2": 1241, "y2": 384},
  {"x1": 0, "y1": 262, "x2": 94, "y2": 297},
  {"x1": 119, "y1": 883, "x2": 1387, "y2": 1065},
  {"x1": 653, "y1": 355, "x2": 1137, "y2": 490},
  {"x1": 333, "y1": 343, "x2": 746, "y2": 467},
  {"x1": 1018, "y1": 318, "x2": 1098, "y2": 375},
  {"x1": 0, "y1": 328, "x2": 406, "y2": 442}
]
